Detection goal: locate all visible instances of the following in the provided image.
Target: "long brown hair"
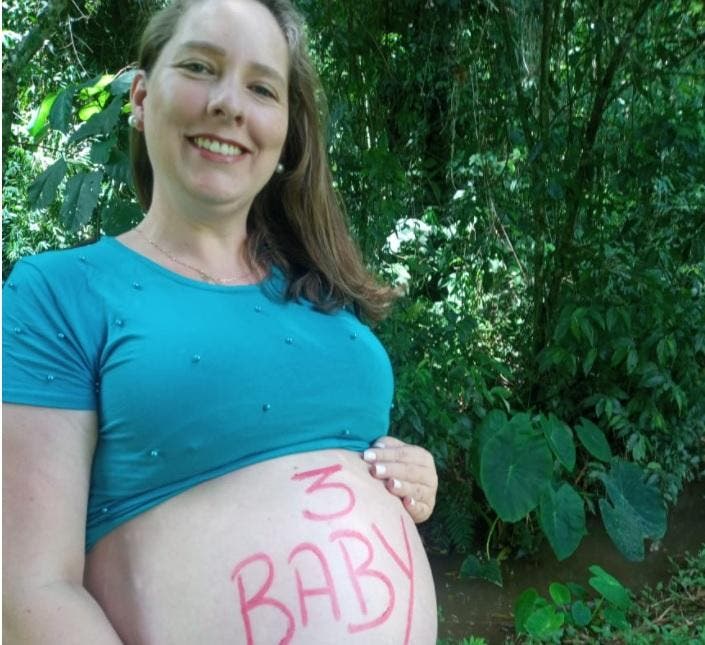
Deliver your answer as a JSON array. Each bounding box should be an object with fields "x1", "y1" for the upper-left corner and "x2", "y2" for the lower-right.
[{"x1": 129, "y1": 0, "x2": 397, "y2": 321}]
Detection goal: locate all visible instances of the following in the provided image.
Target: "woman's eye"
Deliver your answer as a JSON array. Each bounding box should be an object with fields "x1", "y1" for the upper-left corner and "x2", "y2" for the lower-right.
[
  {"x1": 252, "y1": 84, "x2": 276, "y2": 99},
  {"x1": 181, "y1": 62, "x2": 212, "y2": 74}
]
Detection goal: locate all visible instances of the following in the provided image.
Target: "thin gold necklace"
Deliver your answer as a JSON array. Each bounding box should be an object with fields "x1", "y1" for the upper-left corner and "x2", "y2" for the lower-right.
[{"x1": 134, "y1": 226, "x2": 255, "y2": 285}]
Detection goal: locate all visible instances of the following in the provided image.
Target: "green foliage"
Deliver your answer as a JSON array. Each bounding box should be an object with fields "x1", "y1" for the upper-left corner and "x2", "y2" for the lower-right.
[
  {"x1": 471, "y1": 409, "x2": 665, "y2": 563},
  {"x1": 514, "y1": 565, "x2": 634, "y2": 641},
  {"x1": 22, "y1": 70, "x2": 139, "y2": 236},
  {"x1": 627, "y1": 548, "x2": 705, "y2": 644}
]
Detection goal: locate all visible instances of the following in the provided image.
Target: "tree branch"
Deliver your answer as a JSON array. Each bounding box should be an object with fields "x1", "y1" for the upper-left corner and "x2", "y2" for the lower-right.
[
  {"x1": 548, "y1": 0, "x2": 661, "y2": 324},
  {"x1": 496, "y1": 0, "x2": 535, "y2": 150}
]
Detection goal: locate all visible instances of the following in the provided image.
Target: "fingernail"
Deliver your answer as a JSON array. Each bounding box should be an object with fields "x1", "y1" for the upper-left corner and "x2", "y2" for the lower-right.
[
  {"x1": 373, "y1": 441, "x2": 386, "y2": 448},
  {"x1": 393, "y1": 478, "x2": 401, "y2": 490},
  {"x1": 363, "y1": 450, "x2": 376, "y2": 462},
  {"x1": 375, "y1": 463, "x2": 386, "y2": 476},
  {"x1": 407, "y1": 497, "x2": 415, "y2": 507}
]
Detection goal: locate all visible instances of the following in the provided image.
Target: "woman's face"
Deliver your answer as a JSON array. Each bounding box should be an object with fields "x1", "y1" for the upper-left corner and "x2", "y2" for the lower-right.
[{"x1": 131, "y1": 0, "x2": 290, "y2": 214}]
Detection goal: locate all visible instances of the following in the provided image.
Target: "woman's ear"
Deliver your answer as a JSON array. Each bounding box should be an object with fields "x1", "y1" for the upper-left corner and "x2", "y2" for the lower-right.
[{"x1": 130, "y1": 70, "x2": 148, "y2": 126}]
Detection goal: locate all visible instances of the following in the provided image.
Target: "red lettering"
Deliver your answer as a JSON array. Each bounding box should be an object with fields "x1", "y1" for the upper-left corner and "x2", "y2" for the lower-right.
[
  {"x1": 288, "y1": 542, "x2": 341, "y2": 626},
  {"x1": 330, "y1": 529, "x2": 395, "y2": 634},
  {"x1": 372, "y1": 517, "x2": 415, "y2": 645},
  {"x1": 231, "y1": 553, "x2": 296, "y2": 645},
  {"x1": 292, "y1": 464, "x2": 356, "y2": 521}
]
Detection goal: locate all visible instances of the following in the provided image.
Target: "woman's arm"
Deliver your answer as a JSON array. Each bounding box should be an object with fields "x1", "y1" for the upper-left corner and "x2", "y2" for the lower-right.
[
  {"x1": 364, "y1": 436, "x2": 438, "y2": 524},
  {"x1": 2, "y1": 404, "x2": 123, "y2": 644}
]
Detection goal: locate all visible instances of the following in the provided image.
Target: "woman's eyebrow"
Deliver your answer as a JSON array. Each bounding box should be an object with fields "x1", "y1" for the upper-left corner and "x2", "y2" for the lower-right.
[
  {"x1": 177, "y1": 40, "x2": 227, "y2": 56},
  {"x1": 249, "y1": 62, "x2": 287, "y2": 87}
]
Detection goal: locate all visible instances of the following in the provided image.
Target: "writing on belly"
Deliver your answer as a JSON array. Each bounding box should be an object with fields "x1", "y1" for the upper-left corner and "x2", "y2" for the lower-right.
[{"x1": 229, "y1": 464, "x2": 415, "y2": 645}]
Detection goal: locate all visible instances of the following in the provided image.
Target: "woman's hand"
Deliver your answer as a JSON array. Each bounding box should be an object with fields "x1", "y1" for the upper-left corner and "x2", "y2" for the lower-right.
[{"x1": 363, "y1": 436, "x2": 438, "y2": 523}]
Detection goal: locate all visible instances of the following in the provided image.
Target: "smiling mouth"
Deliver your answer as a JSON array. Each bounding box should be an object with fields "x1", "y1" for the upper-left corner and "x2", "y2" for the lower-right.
[{"x1": 190, "y1": 136, "x2": 245, "y2": 157}]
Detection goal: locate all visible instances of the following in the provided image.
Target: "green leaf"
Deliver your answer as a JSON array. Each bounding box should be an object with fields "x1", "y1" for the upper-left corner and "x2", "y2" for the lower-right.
[
  {"x1": 567, "y1": 582, "x2": 588, "y2": 600},
  {"x1": 541, "y1": 414, "x2": 576, "y2": 472},
  {"x1": 28, "y1": 158, "x2": 68, "y2": 210},
  {"x1": 575, "y1": 418, "x2": 612, "y2": 462},
  {"x1": 579, "y1": 317, "x2": 595, "y2": 346},
  {"x1": 627, "y1": 348, "x2": 639, "y2": 374},
  {"x1": 596, "y1": 459, "x2": 667, "y2": 561},
  {"x1": 78, "y1": 103, "x2": 102, "y2": 122},
  {"x1": 549, "y1": 582, "x2": 571, "y2": 606},
  {"x1": 515, "y1": 588, "x2": 539, "y2": 633},
  {"x1": 102, "y1": 199, "x2": 143, "y2": 236},
  {"x1": 539, "y1": 483, "x2": 586, "y2": 561},
  {"x1": 471, "y1": 409, "x2": 507, "y2": 478},
  {"x1": 480, "y1": 414, "x2": 553, "y2": 521},
  {"x1": 459, "y1": 555, "x2": 503, "y2": 587},
  {"x1": 90, "y1": 135, "x2": 117, "y2": 165},
  {"x1": 109, "y1": 69, "x2": 137, "y2": 96},
  {"x1": 525, "y1": 603, "x2": 565, "y2": 639},
  {"x1": 588, "y1": 565, "x2": 631, "y2": 610},
  {"x1": 583, "y1": 347, "x2": 598, "y2": 376},
  {"x1": 104, "y1": 149, "x2": 131, "y2": 185},
  {"x1": 69, "y1": 97, "x2": 123, "y2": 144},
  {"x1": 570, "y1": 600, "x2": 592, "y2": 627},
  {"x1": 28, "y1": 92, "x2": 57, "y2": 139},
  {"x1": 77, "y1": 73, "x2": 114, "y2": 100},
  {"x1": 602, "y1": 606, "x2": 629, "y2": 629},
  {"x1": 49, "y1": 87, "x2": 75, "y2": 133},
  {"x1": 60, "y1": 170, "x2": 103, "y2": 231}
]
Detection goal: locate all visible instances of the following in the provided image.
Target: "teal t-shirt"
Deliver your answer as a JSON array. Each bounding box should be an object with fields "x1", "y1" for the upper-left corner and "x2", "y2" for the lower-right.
[{"x1": 2, "y1": 237, "x2": 394, "y2": 550}]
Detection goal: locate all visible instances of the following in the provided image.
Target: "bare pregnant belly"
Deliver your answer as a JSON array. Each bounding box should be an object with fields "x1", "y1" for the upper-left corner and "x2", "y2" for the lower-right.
[{"x1": 84, "y1": 449, "x2": 437, "y2": 645}]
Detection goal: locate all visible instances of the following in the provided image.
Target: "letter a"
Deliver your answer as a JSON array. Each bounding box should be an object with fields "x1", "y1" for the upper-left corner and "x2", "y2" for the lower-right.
[{"x1": 288, "y1": 542, "x2": 341, "y2": 626}]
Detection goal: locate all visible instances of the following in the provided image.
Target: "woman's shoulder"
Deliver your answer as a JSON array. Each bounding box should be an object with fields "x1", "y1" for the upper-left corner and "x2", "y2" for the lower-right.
[
  {"x1": 11, "y1": 237, "x2": 117, "y2": 274},
  {"x1": 6, "y1": 237, "x2": 132, "y2": 296}
]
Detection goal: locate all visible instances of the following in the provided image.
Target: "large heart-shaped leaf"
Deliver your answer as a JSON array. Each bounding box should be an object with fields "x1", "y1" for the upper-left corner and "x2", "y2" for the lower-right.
[
  {"x1": 539, "y1": 482, "x2": 586, "y2": 561},
  {"x1": 596, "y1": 459, "x2": 667, "y2": 561},
  {"x1": 480, "y1": 414, "x2": 553, "y2": 521},
  {"x1": 470, "y1": 409, "x2": 507, "y2": 478}
]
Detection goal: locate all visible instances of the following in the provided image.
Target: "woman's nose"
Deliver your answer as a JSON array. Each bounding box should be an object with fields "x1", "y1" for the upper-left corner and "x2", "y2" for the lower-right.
[{"x1": 208, "y1": 80, "x2": 244, "y2": 122}]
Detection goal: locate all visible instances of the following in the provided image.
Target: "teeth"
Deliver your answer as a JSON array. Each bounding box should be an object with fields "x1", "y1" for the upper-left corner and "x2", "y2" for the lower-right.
[{"x1": 194, "y1": 137, "x2": 243, "y2": 156}]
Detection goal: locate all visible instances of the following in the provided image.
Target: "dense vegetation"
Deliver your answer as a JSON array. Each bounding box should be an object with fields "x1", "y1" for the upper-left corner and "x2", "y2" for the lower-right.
[{"x1": 3, "y1": 0, "x2": 704, "y2": 597}]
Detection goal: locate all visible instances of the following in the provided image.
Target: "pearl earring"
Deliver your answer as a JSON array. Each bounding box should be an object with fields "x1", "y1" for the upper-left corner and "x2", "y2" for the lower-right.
[
  {"x1": 275, "y1": 162, "x2": 285, "y2": 174},
  {"x1": 128, "y1": 114, "x2": 139, "y2": 129}
]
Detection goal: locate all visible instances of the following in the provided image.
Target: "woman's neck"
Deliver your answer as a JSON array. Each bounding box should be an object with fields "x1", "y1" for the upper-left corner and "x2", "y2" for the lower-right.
[{"x1": 125, "y1": 194, "x2": 263, "y2": 285}]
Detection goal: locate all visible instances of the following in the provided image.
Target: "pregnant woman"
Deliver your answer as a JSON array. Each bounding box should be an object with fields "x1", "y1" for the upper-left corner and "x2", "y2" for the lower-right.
[{"x1": 2, "y1": 0, "x2": 438, "y2": 643}]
